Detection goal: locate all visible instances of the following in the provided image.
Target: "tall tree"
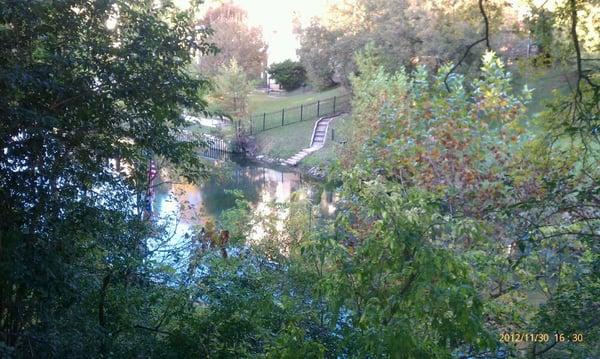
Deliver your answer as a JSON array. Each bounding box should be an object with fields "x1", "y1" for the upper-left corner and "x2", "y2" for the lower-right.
[
  {"x1": 211, "y1": 58, "x2": 253, "y2": 119},
  {"x1": 196, "y1": 3, "x2": 268, "y2": 81},
  {"x1": 295, "y1": 21, "x2": 341, "y2": 89},
  {"x1": 296, "y1": 0, "x2": 515, "y2": 88},
  {"x1": 0, "y1": 0, "x2": 210, "y2": 355}
]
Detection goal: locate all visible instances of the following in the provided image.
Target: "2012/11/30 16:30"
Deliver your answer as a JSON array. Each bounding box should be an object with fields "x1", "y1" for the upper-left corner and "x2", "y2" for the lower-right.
[{"x1": 500, "y1": 332, "x2": 584, "y2": 343}]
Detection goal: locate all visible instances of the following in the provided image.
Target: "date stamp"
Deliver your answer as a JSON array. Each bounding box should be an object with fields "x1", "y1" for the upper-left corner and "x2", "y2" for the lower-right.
[{"x1": 500, "y1": 332, "x2": 584, "y2": 343}]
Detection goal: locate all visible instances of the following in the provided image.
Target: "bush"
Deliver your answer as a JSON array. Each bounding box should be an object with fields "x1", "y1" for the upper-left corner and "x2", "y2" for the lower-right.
[{"x1": 267, "y1": 60, "x2": 307, "y2": 91}]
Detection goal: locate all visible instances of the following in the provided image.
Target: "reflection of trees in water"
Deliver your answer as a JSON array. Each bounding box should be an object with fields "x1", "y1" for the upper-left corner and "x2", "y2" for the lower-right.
[
  {"x1": 155, "y1": 160, "x2": 337, "y2": 226},
  {"x1": 202, "y1": 148, "x2": 230, "y2": 161},
  {"x1": 201, "y1": 164, "x2": 303, "y2": 219},
  {"x1": 201, "y1": 169, "x2": 256, "y2": 217}
]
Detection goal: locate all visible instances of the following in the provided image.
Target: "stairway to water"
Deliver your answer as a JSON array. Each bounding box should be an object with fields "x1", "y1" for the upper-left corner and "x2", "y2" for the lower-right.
[{"x1": 282, "y1": 115, "x2": 339, "y2": 166}]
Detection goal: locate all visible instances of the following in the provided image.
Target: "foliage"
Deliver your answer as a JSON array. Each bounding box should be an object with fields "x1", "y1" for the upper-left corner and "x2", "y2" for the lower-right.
[
  {"x1": 165, "y1": 254, "x2": 291, "y2": 357},
  {"x1": 296, "y1": 0, "x2": 514, "y2": 88},
  {"x1": 1, "y1": 0, "x2": 598, "y2": 358},
  {"x1": 340, "y1": 42, "x2": 599, "y2": 358},
  {"x1": 526, "y1": 6, "x2": 555, "y2": 63},
  {"x1": 300, "y1": 186, "x2": 492, "y2": 357},
  {"x1": 211, "y1": 59, "x2": 254, "y2": 119},
  {"x1": 0, "y1": 0, "x2": 210, "y2": 355},
  {"x1": 181, "y1": 242, "x2": 354, "y2": 357},
  {"x1": 295, "y1": 21, "x2": 341, "y2": 89},
  {"x1": 347, "y1": 49, "x2": 532, "y2": 214},
  {"x1": 196, "y1": 2, "x2": 268, "y2": 81},
  {"x1": 267, "y1": 60, "x2": 307, "y2": 91},
  {"x1": 526, "y1": 0, "x2": 599, "y2": 64},
  {"x1": 219, "y1": 190, "x2": 252, "y2": 246}
]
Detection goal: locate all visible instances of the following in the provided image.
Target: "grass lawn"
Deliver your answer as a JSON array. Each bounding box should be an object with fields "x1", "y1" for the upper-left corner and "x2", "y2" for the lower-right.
[
  {"x1": 510, "y1": 65, "x2": 575, "y2": 116},
  {"x1": 254, "y1": 117, "x2": 319, "y2": 159},
  {"x1": 302, "y1": 115, "x2": 352, "y2": 168},
  {"x1": 253, "y1": 114, "x2": 353, "y2": 162},
  {"x1": 248, "y1": 86, "x2": 345, "y2": 114}
]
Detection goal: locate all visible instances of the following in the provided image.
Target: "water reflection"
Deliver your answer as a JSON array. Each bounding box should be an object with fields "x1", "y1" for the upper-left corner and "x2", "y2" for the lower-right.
[{"x1": 153, "y1": 155, "x2": 336, "y2": 242}]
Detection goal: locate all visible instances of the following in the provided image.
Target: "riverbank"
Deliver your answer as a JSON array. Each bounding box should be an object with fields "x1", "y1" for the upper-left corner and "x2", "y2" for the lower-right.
[
  {"x1": 252, "y1": 114, "x2": 352, "y2": 178},
  {"x1": 251, "y1": 153, "x2": 328, "y2": 180}
]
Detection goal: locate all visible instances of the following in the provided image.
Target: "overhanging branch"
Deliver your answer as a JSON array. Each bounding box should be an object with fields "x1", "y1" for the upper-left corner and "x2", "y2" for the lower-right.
[{"x1": 444, "y1": 0, "x2": 491, "y2": 92}]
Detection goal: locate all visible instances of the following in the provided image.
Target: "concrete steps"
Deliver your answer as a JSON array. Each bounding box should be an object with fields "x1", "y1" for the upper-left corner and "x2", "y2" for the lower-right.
[
  {"x1": 281, "y1": 114, "x2": 340, "y2": 166},
  {"x1": 310, "y1": 116, "x2": 335, "y2": 147},
  {"x1": 282, "y1": 146, "x2": 321, "y2": 166}
]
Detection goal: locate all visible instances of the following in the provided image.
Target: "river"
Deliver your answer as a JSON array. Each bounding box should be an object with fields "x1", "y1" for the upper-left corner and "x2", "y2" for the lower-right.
[{"x1": 152, "y1": 154, "x2": 337, "y2": 244}]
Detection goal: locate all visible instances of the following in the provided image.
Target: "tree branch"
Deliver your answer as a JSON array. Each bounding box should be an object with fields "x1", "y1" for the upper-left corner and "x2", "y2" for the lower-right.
[
  {"x1": 444, "y1": 0, "x2": 491, "y2": 92},
  {"x1": 569, "y1": 0, "x2": 583, "y2": 98},
  {"x1": 382, "y1": 270, "x2": 418, "y2": 326},
  {"x1": 478, "y1": 0, "x2": 491, "y2": 49},
  {"x1": 98, "y1": 273, "x2": 112, "y2": 328},
  {"x1": 533, "y1": 337, "x2": 560, "y2": 357},
  {"x1": 444, "y1": 38, "x2": 486, "y2": 92},
  {"x1": 133, "y1": 324, "x2": 172, "y2": 335}
]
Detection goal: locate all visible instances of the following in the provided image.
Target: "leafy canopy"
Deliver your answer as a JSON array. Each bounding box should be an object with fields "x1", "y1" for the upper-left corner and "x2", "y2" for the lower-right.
[
  {"x1": 267, "y1": 60, "x2": 307, "y2": 91},
  {"x1": 0, "y1": 0, "x2": 210, "y2": 355}
]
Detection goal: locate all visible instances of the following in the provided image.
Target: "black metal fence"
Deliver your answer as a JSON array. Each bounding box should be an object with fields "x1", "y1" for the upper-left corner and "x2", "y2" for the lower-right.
[{"x1": 244, "y1": 93, "x2": 351, "y2": 135}]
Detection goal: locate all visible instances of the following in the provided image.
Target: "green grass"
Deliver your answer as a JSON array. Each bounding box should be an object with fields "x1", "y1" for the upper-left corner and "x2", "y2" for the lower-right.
[
  {"x1": 251, "y1": 87, "x2": 351, "y2": 161},
  {"x1": 248, "y1": 87, "x2": 345, "y2": 114},
  {"x1": 248, "y1": 87, "x2": 349, "y2": 134},
  {"x1": 510, "y1": 65, "x2": 575, "y2": 116},
  {"x1": 254, "y1": 113, "x2": 353, "y2": 164},
  {"x1": 254, "y1": 117, "x2": 319, "y2": 159},
  {"x1": 302, "y1": 115, "x2": 352, "y2": 168}
]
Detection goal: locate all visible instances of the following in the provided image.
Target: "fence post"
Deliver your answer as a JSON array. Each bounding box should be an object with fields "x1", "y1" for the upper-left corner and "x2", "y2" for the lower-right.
[
  {"x1": 317, "y1": 100, "x2": 320, "y2": 116},
  {"x1": 263, "y1": 113, "x2": 266, "y2": 131},
  {"x1": 333, "y1": 96, "x2": 336, "y2": 113},
  {"x1": 250, "y1": 118, "x2": 253, "y2": 135},
  {"x1": 300, "y1": 104, "x2": 303, "y2": 121},
  {"x1": 281, "y1": 109, "x2": 285, "y2": 126},
  {"x1": 331, "y1": 128, "x2": 335, "y2": 141}
]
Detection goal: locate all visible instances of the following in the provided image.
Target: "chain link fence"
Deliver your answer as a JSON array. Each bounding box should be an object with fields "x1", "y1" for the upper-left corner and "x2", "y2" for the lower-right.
[{"x1": 244, "y1": 93, "x2": 351, "y2": 135}]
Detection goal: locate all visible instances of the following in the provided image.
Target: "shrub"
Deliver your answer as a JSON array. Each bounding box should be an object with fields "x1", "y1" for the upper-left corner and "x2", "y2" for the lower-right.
[{"x1": 267, "y1": 60, "x2": 307, "y2": 91}]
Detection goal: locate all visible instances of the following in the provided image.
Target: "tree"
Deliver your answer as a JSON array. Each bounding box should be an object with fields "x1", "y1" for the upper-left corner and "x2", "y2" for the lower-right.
[
  {"x1": 1, "y1": 0, "x2": 598, "y2": 357},
  {"x1": 333, "y1": 12, "x2": 599, "y2": 354},
  {"x1": 525, "y1": 0, "x2": 599, "y2": 65},
  {"x1": 295, "y1": 21, "x2": 341, "y2": 89},
  {"x1": 267, "y1": 60, "x2": 307, "y2": 91},
  {"x1": 296, "y1": 0, "x2": 516, "y2": 88},
  {"x1": 196, "y1": 3, "x2": 268, "y2": 81},
  {"x1": 0, "y1": 0, "x2": 210, "y2": 355},
  {"x1": 526, "y1": 6, "x2": 555, "y2": 64},
  {"x1": 211, "y1": 59, "x2": 254, "y2": 119}
]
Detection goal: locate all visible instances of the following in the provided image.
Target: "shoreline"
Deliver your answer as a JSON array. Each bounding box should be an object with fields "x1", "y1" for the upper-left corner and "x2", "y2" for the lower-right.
[{"x1": 245, "y1": 153, "x2": 329, "y2": 181}]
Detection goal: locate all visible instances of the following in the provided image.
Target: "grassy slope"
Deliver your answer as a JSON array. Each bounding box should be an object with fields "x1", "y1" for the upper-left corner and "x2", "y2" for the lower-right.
[
  {"x1": 254, "y1": 114, "x2": 352, "y2": 163},
  {"x1": 302, "y1": 115, "x2": 351, "y2": 167},
  {"x1": 254, "y1": 118, "x2": 318, "y2": 159},
  {"x1": 248, "y1": 87, "x2": 345, "y2": 114},
  {"x1": 251, "y1": 87, "x2": 348, "y2": 160},
  {"x1": 510, "y1": 65, "x2": 574, "y2": 116}
]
